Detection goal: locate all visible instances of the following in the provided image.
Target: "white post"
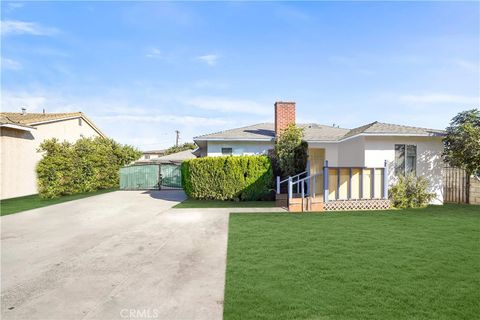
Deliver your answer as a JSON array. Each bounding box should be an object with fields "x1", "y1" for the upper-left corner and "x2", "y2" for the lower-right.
[
  {"x1": 312, "y1": 175, "x2": 316, "y2": 198},
  {"x1": 288, "y1": 176, "x2": 293, "y2": 200},
  {"x1": 276, "y1": 176, "x2": 280, "y2": 194},
  {"x1": 383, "y1": 160, "x2": 389, "y2": 199}
]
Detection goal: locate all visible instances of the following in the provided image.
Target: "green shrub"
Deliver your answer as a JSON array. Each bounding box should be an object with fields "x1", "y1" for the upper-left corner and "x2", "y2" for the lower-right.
[
  {"x1": 389, "y1": 174, "x2": 435, "y2": 208},
  {"x1": 181, "y1": 155, "x2": 274, "y2": 201},
  {"x1": 37, "y1": 137, "x2": 141, "y2": 198},
  {"x1": 274, "y1": 124, "x2": 308, "y2": 177}
]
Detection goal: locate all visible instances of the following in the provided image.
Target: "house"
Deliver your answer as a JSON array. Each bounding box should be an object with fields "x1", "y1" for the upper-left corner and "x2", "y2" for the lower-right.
[
  {"x1": 138, "y1": 149, "x2": 166, "y2": 162},
  {"x1": 0, "y1": 111, "x2": 105, "y2": 199},
  {"x1": 194, "y1": 102, "x2": 445, "y2": 209}
]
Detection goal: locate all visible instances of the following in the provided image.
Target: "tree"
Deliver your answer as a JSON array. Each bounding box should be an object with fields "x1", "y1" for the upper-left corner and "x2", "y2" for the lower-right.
[
  {"x1": 443, "y1": 109, "x2": 480, "y2": 204},
  {"x1": 443, "y1": 109, "x2": 480, "y2": 176},
  {"x1": 163, "y1": 142, "x2": 196, "y2": 156},
  {"x1": 274, "y1": 124, "x2": 308, "y2": 177}
]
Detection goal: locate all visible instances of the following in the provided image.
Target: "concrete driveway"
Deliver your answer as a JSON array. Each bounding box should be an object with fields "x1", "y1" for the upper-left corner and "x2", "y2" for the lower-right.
[{"x1": 1, "y1": 190, "x2": 229, "y2": 320}]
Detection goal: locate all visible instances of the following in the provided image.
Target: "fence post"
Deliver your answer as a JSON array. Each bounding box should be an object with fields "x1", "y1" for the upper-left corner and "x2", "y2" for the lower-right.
[
  {"x1": 312, "y1": 175, "x2": 316, "y2": 198},
  {"x1": 383, "y1": 160, "x2": 388, "y2": 199},
  {"x1": 323, "y1": 160, "x2": 329, "y2": 203},
  {"x1": 276, "y1": 176, "x2": 280, "y2": 194},
  {"x1": 288, "y1": 176, "x2": 293, "y2": 200}
]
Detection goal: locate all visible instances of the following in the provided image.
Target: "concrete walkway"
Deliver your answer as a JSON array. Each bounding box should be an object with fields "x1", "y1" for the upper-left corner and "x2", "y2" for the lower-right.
[{"x1": 1, "y1": 190, "x2": 233, "y2": 320}]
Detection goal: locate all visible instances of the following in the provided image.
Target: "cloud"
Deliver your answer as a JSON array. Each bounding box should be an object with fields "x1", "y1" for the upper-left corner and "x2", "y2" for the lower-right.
[
  {"x1": 1, "y1": 20, "x2": 58, "y2": 36},
  {"x1": 1, "y1": 57, "x2": 22, "y2": 70},
  {"x1": 145, "y1": 47, "x2": 163, "y2": 59},
  {"x1": 400, "y1": 94, "x2": 479, "y2": 105},
  {"x1": 196, "y1": 54, "x2": 219, "y2": 66},
  {"x1": 97, "y1": 114, "x2": 231, "y2": 127},
  {"x1": 1, "y1": 91, "x2": 48, "y2": 112},
  {"x1": 452, "y1": 59, "x2": 479, "y2": 72},
  {"x1": 184, "y1": 96, "x2": 270, "y2": 115}
]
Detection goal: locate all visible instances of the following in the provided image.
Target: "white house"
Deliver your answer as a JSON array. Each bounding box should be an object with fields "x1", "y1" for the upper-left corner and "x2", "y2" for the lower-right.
[
  {"x1": 193, "y1": 102, "x2": 445, "y2": 206},
  {"x1": 0, "y1": 111, "x2": 105, "y2": 199}
]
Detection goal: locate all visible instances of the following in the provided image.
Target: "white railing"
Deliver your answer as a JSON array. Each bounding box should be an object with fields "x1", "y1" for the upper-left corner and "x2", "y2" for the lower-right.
[
  {"x1": 276, "y1": 171, "x2": 308, "y2": 194},
  {"x1": 277, "y1": 160, "x2": 389, "y2": 203}
]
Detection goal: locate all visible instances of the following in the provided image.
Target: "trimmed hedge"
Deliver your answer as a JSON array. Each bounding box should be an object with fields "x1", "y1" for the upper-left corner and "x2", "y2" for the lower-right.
[
  {"x1": 181, "y1": 155, "x2": 274, "y2": 201},
  {"x1": 37, "y1": 137, "x2": 141, "y2": 198}
]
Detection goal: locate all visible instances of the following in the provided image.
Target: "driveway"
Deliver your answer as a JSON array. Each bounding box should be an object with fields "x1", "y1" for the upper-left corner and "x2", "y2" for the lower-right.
[{"x1": 1, "y1": 190, "x2": 229, "y2": 320}]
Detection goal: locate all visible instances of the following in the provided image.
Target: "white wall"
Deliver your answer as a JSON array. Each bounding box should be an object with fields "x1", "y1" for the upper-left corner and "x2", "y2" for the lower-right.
[
  {"x1": 364, "y1": 136, "x2": 444, "y2": 204},
  {"x1": 1, "y1": 117, "x2": 101, "y2": 199},
  {"x1": 337, "y1": 136, "x2": 365, "y2": 167},
  {"x1": 206, "y1": 141, "x2": 274, "y2": 156},
  {"x1": 308, "y1": 142, "x2": 339, "y2": 166}
]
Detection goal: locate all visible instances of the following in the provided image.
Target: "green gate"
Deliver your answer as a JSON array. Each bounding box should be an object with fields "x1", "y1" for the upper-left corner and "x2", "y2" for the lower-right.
[
  {"x1": 160, "y1": 164, "x2": 182, "y2": 188},
  {"x1": 119, "y1": 164, "x2": 182, "y2": 190},
  {"x1": 120, "y1": 165, "x2": 160, "y2": 190}
]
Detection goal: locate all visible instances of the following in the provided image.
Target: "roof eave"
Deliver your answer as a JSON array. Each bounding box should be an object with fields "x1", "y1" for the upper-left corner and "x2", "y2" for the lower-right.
[{"x1": 0, "y1": 123, "x2": 36, "y2": 132}]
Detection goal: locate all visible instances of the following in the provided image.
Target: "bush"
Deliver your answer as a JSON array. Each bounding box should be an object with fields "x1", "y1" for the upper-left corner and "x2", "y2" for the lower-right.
[
  {"x1": 181, "y1": 155, "x2": 274, "y2": 201},
  {"x1": 389, "y1": 174, "x2": 435, "y2": 208},
  {"x1": 37, "y1": 137, "x2": 141, "y2": 198},
  {"x1": 273, "y1": 124, "x2": 308, "y2": 177}
]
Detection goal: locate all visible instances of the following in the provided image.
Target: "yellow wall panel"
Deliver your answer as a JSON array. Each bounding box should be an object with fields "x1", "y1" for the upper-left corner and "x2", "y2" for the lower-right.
[
  {"x1": 339, "y1": 168, "x2": 349, "y2": 199},
  {"x1": 362, "y1": 169, "x2": 371, "y2": 198},
  {"x1": 351, "y1": 169, "x2": 360, "y2": 199}
]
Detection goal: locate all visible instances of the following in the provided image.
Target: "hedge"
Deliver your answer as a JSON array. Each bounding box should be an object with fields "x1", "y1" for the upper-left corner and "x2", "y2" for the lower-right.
[
  {"x1": 37, "y1": 137, "x2": 141, "y2": 198},
  {"x1": 181, "y1": 155, "x2": 274, "y2": 201}
]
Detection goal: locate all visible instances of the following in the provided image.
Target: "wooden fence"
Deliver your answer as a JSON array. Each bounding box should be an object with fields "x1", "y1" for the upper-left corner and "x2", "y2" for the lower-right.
[{"x1": 443, "y1": 166, "x2": 469, "y2": 203}]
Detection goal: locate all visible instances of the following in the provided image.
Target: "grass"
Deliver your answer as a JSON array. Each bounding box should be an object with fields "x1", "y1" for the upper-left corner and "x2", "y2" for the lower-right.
[
  {"x1": 0, "y1": 188, "x2": 117, "y2": 216},
  {"x1": 224, "y1": 204, "x2": 480, "y2": 320},
  {"x1": 173, "y1": 198, "x2": 276, "y2": 208}
]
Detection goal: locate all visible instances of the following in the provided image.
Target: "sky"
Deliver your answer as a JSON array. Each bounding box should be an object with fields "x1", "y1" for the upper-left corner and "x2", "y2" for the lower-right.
[{"x1": 1, "y1": 1, "x2": 479, "y2": 150}]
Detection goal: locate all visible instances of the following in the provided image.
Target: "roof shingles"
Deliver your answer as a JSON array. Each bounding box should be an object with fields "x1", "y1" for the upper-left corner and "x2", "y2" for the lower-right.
[{"x1": 194, "y1": 121, "x2": 444, "y2": 142}]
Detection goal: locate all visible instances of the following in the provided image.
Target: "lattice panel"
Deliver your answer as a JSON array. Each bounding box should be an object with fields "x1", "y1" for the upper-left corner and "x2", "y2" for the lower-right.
[{"x1": 324, "y1": 199, "x2": 391, "y2": 211}]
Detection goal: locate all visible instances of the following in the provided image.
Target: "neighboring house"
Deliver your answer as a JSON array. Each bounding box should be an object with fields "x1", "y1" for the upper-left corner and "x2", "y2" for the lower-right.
[
  {"x1": 136, "y1": 149, "x2": 196, "y2": 164},
  {"x1": 138, "y1": 149, "x2": 166, "y2": 162},
  {"x1": 194, "y1": 102, "x2": 445, "y2": 206},
  {"x1": 0, "y1": 111, "x2": 105, "y2": 199}
]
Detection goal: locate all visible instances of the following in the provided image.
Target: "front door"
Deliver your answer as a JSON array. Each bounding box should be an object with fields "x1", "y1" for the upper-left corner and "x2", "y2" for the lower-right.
[{"x1": 308, "y1": 148, "x2": 325, "y2": 197}]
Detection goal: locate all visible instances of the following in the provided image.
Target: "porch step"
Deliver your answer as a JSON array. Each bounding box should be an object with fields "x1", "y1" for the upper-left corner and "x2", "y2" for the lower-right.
[{"x1": 276, "y1": 194, "x2": 325, "y2": 212}]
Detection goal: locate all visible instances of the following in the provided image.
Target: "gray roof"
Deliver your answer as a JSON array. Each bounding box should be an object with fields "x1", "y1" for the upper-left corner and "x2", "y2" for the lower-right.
[
  {"x1": 343, "y1": 121, "x2": 445, "y2": 139},
  {"x1": 194, "y1": 121, "x2": 444, "y2": 142},
  {"x1": 194, "y1": 123, "x2": 349, "y2": 141},
  {"x1": 136, "y1": 149, "x2": 196, "y2": 164}
]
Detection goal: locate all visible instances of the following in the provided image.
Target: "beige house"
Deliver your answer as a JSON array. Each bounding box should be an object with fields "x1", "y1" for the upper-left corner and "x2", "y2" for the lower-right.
[{"x1": 0, "y1": 111, "x2": 105, "y2": 199}]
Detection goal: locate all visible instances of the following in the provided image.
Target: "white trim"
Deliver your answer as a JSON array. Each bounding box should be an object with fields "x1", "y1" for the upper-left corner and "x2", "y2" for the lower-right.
[
  {"x1": 30, "y1": 115, "x2": 106, "y2": 138},
  {"x1": 0, "y1": 123, "x2": 36, "y2": 132},
  {"x1": 196, "y1": 132, "x2": 443, "y2": 144},
  {"x1": 194, "y1": 137, "x2": 274, "y2": 142}
]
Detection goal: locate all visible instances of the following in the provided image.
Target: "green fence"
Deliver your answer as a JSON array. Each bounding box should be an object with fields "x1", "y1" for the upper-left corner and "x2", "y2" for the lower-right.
[{"x1": 119, "y1": 164, "x2": 182, "y2": 190}]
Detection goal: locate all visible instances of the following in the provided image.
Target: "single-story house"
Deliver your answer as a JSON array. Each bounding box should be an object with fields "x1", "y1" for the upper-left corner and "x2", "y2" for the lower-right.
[
  {"x1": 139, "y1": 149, "x2": 166, "y2": 161},
  {"x1": 193, "y1": 102, "x2": 445, "y2": 209},
  {"x1": 0, "y1": 110, "x2": 105, "y2": 199},
  {"x1": 136, "y1": 149, "x2": 196, "y2": 165}
]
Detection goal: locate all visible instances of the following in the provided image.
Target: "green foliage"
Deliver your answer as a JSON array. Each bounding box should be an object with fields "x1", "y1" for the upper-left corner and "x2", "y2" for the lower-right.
[
  {"x1": 37, "y1": 137, "x2": 141, "y2": 198},
  {"x1": 389, "y1": 174, "x2": 435, "y2": 208},
  {"x1": 181, "y1": 155, "x2": 273, "y2": 201},
  {"x1": 443, "y1": 109, "x2": 480, "y2": 176},
  {"x1": 163, "y1": 142, "x2": 196, "y2": 156},
  {"x1": 274, "y1": 124, "x2": 308, "y2": 177}
]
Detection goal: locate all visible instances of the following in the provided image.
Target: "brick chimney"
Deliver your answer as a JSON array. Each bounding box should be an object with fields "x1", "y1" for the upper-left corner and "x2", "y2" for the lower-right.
[{"x1": 274, "y1": 101, "x2": 296, "y2": 137}]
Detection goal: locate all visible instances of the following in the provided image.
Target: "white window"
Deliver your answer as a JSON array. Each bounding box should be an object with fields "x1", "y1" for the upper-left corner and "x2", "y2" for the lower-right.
[
  {"x1": 221, "y1": 148, "x2": 233, "y2": 156},
  {"x1": 395, "y1": 144, "x2": 416, "y2": 176},
  {"x1": 145, "y1": 154, "x2": 150, "y2": 159}
]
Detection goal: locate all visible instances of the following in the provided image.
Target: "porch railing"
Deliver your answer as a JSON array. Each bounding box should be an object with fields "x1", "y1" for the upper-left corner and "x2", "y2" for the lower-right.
[{"x1": 276, "y1": 160, "x2": 389, "y2": 203}]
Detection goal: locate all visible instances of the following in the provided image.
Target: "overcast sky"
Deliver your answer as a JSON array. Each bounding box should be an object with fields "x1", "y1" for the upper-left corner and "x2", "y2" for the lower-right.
[{"x1": 1, "y1": 1, "x2": 479, "y2": 150}]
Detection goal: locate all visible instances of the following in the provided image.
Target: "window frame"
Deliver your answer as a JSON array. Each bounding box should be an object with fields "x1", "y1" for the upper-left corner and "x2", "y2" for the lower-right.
[
  {"x1": 221, "y1": 147, "x2": 233, "y2": 156},
  {"x1": 394, "y1": 144, "x2": 417, "y2": 176}
]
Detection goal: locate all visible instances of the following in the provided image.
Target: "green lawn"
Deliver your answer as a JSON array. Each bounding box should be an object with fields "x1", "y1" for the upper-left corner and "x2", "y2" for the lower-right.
[
  {"x1": 224, "y1": 205, "x2": 480, "y2": 320},
  {"x1": 173, "y1": 198, "x2": 276, "y2": 208},
  {"x1": 0, "y1": 188, "x2": 117, "y2": 216}
]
